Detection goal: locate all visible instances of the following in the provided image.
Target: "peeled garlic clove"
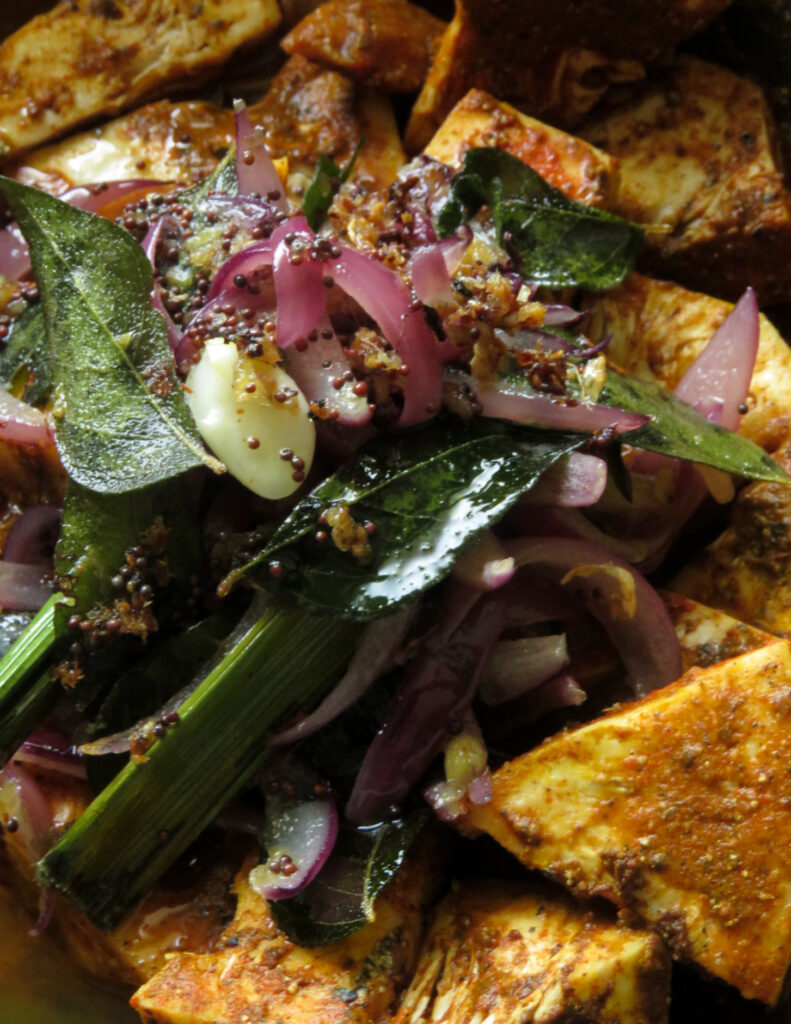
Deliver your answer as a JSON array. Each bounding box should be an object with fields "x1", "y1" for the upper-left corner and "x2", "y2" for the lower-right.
[{"x1": 185, "y1": 337, "x2": 315, "y2": 499}]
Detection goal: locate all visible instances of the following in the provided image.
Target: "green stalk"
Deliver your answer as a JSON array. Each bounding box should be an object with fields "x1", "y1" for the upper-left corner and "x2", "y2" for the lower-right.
[
  {"x1": 0, "y1": 592, "x2": 73, "y2": 764},
  {"x1": 37, "y1": 603, "x2": 362, "y2": 929}
]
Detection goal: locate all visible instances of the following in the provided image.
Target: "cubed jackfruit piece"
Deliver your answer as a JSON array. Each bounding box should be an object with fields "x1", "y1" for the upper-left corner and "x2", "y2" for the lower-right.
[
  {"x1": 582, "y1": 56, "x2": 791, "y2": 303},
  {"x1": 10, "y1": 100, "x2": 236, "y2": 193},
  {"x1": 466, "y1": 638, "x2": 791, "y2": 1005},
  {"x1": 585, "y1": 272, "x2": 791, "y2": 454},
  {"x1": 405, "y1": 0, "x2": 730, "y2": 152},
  {"x1": 665, "y1": 591, "x2": 776, "y2": 671},
  {"x1": 249, "y1": 55, "x2": 405, "y2": 192},
  {"x1": 394, "y1": 879, "x2": 669, "y2": 1024},
  {"x1": 282, "y1": 0, "x2": 445, "y2": 94},
  {"x1": 131, "y1": 840, "x2": 441, "y2": 1024},
  {"x1": 423, "y1": 89, "x2": 617, "y2": 207},
  {"x1": 672, "y1": 439, "x2": 791, "y2": 637},
  {"x1": 0, "y1": 0, "x2": 281, "y2": 158}
]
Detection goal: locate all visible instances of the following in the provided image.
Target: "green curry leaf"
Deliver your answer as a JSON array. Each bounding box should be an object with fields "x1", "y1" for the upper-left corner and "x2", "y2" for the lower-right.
[
  {"x1": 0, "y1": 303, "x2": 51, "y2": 404},
  {"x1": 600, "y1": 368, "x2": 789, "y2": 482},
  {"x1": 227, "y1": 419, "x2": 585, "y2": 618},
  {"x1": 0, "y1": 176, "x2": 221, "y2": 492},
  {"x1": 437, "y1": 147, "x2": 643, "y2": 290},
  {"x1": 302, "y1": 140, "x2": 363, "y2": 233}
]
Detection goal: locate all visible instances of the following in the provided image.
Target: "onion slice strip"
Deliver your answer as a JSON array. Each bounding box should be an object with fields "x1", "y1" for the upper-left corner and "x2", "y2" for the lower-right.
[
  {"x1": 249, "y1": 758, "x2": 337, "y2": 899},
  {"x1": 674, "y1": 287, "x2": 759, "y2": 430},
  {"x1": 521, "y1": 452, "x2": 608, "y2": 508},
  {"x1": 505, "y1": 536, "x2": 682, "y2": 695},
  {"x1": 234, "y1": 99, "x2": 287, "y2": 212},
  {"x1": 273, "y1": 604, "x2": 418, "y2": 745},
  {"x1": 2, "y1": 504, "x2": 60, "y2": 567},
  {"x1": 346, "y1": 594, "x2": 506, "y2": 825},
  {"x1": 479, "y1": 634, "x2": 571, "y2": 706},
  {"x1": 0, "y1": 389, "x2": 54, "y2": 448},
  {"x1": 328, "y1": 245, "x2": 443, "y2": 426},
  {"x1": 273, "y1": 217, "x2": 327, "y2": 349},
  {"x1": 447, "y1": 371, "x2": 649, "y2": 435}
]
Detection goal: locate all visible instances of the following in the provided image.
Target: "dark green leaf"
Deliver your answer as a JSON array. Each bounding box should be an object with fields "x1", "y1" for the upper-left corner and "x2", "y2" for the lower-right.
[
  {"x1": 228, "y1": 419, "x2": 585, "y2": 618},
  {"x1": 55, "y1": 476, "x2": 199, "y2": 621},
  {"x1": 0, "y1": 176, "x2": 220, "y2": 492},
  {"x1": 88, "y1": 613, "x2": 235, "y2": 739},
  {"x1": 0, "y1": 304, "x2": 51, "y2": 404},
  {"x1": 601, "y1": 368, "x2": 789, "y2": 482},
  {"x1": 437, "y1": 147, "x2": 643, "y2": 290},
  {"x1": 54, "y1": 475, "x2": 203, "y2": 709},
  {"x1": 302, "y1": 140, "x2": 363, "y2": 233},
  {"x1": 270, "y1": 811, "x2": 427, "y2": 947}
]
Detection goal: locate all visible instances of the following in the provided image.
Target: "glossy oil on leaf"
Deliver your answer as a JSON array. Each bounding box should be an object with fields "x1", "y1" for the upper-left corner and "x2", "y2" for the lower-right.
[
  {"x1": 0, "y1": 176, "x2": 220, "y2": 492},
  {"x1": 600, "y1": 368, "x2": 788, "y2": 482},
  {"x1": 270, "y1": 811, "x2": 427, "y2": 947},
  {"x1": 229, "y1": 420, "x2": 585, "y2": 619},
  {"x1": 437, "y1": 147, "x2": 643, "y2": 290}
]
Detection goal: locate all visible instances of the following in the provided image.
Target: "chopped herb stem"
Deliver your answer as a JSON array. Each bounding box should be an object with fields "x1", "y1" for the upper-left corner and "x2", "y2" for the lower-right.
[
  {"x1": 37, "y1": 603, "x2": 362, "y2": 929},
  {"x1": 0, "y1": 592, "x2": 73, "y2": 765}
]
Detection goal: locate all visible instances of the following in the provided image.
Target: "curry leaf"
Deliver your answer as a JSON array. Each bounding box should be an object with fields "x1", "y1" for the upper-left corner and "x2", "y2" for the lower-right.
[
  {"x1": 437, "y1": 147, "x2": 643, "y2": 290},
  {"x1": 0, "y1": 303, "x2": 51, "y2": 404},
  {"x1": 227, "y1": 420, "x2": 585, "y2": 618},
  {"x1": 0, "y1": 176, "x2": 221, "y2": 492},
  {"x1": 303, "y1": 140, "x2": 363, "y2": 233},
  {"x1": 56, "y1": 475, "x2": 200, "y2": 621},
  {"x1": 600, "y1": 368, "x2": 789, "y2": 482},
  {"x1": 270, "y1": 811, "x2": 427, "y2": 947}
]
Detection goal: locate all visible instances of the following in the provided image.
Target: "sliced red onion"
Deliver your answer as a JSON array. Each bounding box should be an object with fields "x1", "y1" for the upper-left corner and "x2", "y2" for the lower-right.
[
  {"x1": 522, "y1": 452, "x2": 607, "y2": 508},
  {"x1": 502, "y1": 578, "x2": 574, "y2": 629},
  {"x1": 30, "y1": 890, "x2": 55, "y2": 938},
  {"x1": 249, "y1": 758, "x2": 338, "y2": 899},
  {"x1": 0, "y1": 389, "x2": 54, "y2": 448},
  {"x1": 60, "y1": 179, "x2": 165, "y2": 216},
  {"x1": 141, "y1": 214, "x2": 185, "y2": 357},
  {"x1": 0, "y1": 562, "x2": 52, "y2": 611},
  {"x1": 510, "y1": 504, "x2": 658, "y2": 568},
  {"x1": 479, "y1": 634, "x2": 570, "y2": 706},
  {"x1": 273, "y1": 218, "x2": 327, "y2": 349},
  {"x1": 2, "y1": 505, "x2": 60, "y2": 567},
  {"x1": 0, "y1": 222, "x2": 31, "y2": 280},
  {"x1": 328, "y1": 245, "x2": 443, "y2": 427},
  {"x1": 448, "y1": 372, "x2": 649, "y2": 436},
  {"x1": 490, "y1": 672, "x2": 587, "y2": 736},
  {"x1": 452, "y1": 530, "x2": 515, "y2": 591},
  {"x1": 410, "y1": 226, "x2": 472, "y2": 307},
  {"x1": 272, "y1": 604, "x2": 419, "y2": 746},
  {"x1": 234, "y1": 99, "x2": 287, "y2": 212},
  {"x1": 203, "y1": 238, "x2": 276, "y2": 305},
  {"x1": 346, "y1": 594, "x2": 506, "y2": 825},
  {"x1": 15, "y1": 729, "x2": 86, "y2": 780},
  {"x1": 0, "y1": 761, "x2": 53, "y2": 860},
  {"x1": 505, "y1": 536, "x2": 682, "y2": 695},
  {"x1": 674, "y1": 288, "x2": 759, "y2": 430},
  {"x1": 542, "y1": 304, "x2": 585, "y2": 327},
  {"x1": 285, "y1": 317, "x2": 371, "y2": 426}
]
